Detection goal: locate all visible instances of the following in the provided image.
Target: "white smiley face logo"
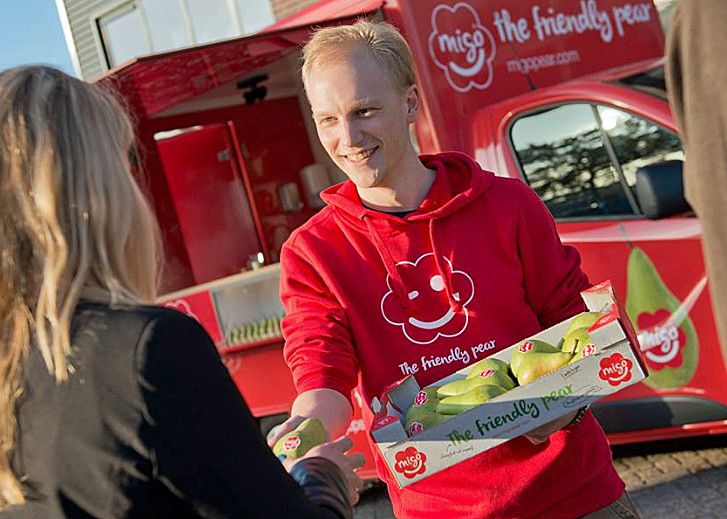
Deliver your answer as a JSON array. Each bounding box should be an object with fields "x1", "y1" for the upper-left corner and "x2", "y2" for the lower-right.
[
  {"x1": 407, "y1": 274, "x2": 461, "y2": 330},
  {"x1": 381, "y1": 253, "x2": 474, "y2": 345}
]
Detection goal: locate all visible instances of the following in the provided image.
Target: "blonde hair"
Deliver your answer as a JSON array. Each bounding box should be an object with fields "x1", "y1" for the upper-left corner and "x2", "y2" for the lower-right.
[
  {"x1": 0, "y1": 66, "x2": 161, "y2": 508},
  {"x1": 301, "y1": 20, "x2": 416, "y2": 92}
]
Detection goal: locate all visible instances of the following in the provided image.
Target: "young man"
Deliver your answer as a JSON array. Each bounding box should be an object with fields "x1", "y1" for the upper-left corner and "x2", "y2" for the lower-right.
[{"x1": 271, "y1": 21, "x2": 638, "y2": 518}]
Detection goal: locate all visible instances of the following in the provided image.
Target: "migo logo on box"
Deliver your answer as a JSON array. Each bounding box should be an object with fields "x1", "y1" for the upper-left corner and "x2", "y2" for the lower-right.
[
  {"x1": 428, "y1": 2, "x2": 497, "y2": 93},
  {"x1": 394, "y1": 447, "x2": 427, "y2": 479},
  {"x1": 598, "y1": 352, "x2": 633, "y2": 387}
]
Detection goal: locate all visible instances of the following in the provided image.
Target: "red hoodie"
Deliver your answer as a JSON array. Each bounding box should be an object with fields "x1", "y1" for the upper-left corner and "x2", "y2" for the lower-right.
[{"x1": 280, "y1": 152, "x2": 624, "y2": 518}]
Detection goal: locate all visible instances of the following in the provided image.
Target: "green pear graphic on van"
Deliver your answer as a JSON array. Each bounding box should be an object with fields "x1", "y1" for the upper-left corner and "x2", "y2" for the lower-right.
[{"x1": 626, "y1": 247, "x2": 699, "y2": 389}]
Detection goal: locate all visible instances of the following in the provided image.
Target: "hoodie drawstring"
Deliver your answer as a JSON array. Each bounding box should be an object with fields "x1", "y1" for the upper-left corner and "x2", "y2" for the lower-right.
[
  {"x1": 429, "y1": 219, "x2": 462, "y2": 312},
  {"x1": 363, "y1": 214, "x2": 461, "y2": 313},
  {"x1": 363, "y1": 215, "x2": 413, "y2": 310}
]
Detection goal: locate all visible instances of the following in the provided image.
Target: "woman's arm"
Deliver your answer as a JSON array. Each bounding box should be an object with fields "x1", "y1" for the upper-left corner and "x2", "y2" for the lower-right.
[{"x1": 134, "y1": 309, "x2": 356, "y2": 518}]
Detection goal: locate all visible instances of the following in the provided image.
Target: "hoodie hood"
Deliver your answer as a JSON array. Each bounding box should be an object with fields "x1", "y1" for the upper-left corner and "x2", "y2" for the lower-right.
[{"x1": 319, "y1": 151, "x2": 495, "y2": 314}]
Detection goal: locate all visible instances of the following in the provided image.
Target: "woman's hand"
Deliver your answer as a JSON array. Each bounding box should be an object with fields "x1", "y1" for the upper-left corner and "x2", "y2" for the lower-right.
[{"x1": 285, "y1": 436, "x2": 366, "y2": 505}]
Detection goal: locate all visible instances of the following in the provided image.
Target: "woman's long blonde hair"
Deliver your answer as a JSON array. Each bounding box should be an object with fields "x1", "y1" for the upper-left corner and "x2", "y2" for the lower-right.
[{"x1": 0, "y1": 66, "x2": 161, "y2": 508}]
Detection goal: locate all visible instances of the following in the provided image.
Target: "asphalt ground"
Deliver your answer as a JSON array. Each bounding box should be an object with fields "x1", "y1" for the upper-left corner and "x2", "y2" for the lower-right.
[{"x1": 354, "y1": 434, "x2": 727, "y2": 519}]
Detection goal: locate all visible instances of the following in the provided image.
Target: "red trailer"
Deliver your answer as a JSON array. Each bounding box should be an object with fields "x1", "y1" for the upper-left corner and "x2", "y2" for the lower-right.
[{"x1": 100, "y1": 0, "x2": 727, "y2": 480}]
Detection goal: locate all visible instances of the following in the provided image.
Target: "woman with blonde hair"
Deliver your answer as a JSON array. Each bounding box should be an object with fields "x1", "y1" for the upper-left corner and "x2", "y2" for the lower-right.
[{"x1": 0, "y1": 66, "x2": 362, "y2": 518}]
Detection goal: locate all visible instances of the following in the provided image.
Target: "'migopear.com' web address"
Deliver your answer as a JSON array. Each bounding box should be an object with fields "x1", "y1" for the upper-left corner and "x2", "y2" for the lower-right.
[{"x1": 506, "y1": 50, "x2": 581, "y2": 74}]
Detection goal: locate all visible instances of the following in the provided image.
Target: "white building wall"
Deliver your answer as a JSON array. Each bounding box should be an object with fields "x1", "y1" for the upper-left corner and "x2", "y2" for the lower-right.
[{"x1": 57, "y1": 0, "x2": 318, "y2": 80}]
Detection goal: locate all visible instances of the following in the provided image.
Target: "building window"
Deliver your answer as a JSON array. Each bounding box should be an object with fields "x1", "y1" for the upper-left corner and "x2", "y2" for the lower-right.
[
  {"x1": 187, "y1": 0, "x2": 238, "y2": 44},
  {"x1": 237, "y1": 0, "x2": 275, "y2": 33},
  {"x1": 140, "y1": 0, "x2": 189, "y2": 53},
  {"x1": 97, "y1": 0, "x2": 276, "y2": 68},
  {"x1": 97, "y1": 2, "x2": 151, "y2": 67}
]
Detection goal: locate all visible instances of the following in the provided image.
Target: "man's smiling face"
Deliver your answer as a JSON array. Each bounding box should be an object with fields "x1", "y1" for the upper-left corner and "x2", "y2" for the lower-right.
[{"x1": 305, "y1": 45, "x2": 418, "y2": 192}]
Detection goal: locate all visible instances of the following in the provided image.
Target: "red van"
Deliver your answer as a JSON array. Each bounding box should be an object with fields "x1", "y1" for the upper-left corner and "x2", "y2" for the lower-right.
[{"x1": 101, "y1": 0, "x2": 727, "y2": 479}]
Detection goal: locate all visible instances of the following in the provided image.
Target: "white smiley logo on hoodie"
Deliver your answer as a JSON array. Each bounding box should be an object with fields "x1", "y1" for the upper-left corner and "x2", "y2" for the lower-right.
[{"x1": 381, "y1": 253, "x2": 474, "y2": 344}]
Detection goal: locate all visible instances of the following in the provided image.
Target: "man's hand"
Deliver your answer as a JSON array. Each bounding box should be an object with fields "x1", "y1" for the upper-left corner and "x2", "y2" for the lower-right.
[
  {"x1": 267, "y1": 389, "x2": 353, "y2": 449},
  {"x1": 524, "y1": 410, "x2": 578, "y2": 444}
]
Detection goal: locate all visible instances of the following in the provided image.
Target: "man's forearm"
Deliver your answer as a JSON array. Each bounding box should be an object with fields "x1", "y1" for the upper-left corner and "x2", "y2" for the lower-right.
[{"x1": 291, "y1": 388, "x2": 353, "y2": 439}]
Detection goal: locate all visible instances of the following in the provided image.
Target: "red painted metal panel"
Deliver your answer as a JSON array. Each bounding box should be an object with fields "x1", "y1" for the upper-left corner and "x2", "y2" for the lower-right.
[
  {"x1": 157, "y1": 124, "x2": 261, "y2": 284},
  {"x1": 137, "y1": 125, "x2": 197, "y2": 293},
  {"x1": 392, "y1": 0, "x2": 664, "y2": 154}
]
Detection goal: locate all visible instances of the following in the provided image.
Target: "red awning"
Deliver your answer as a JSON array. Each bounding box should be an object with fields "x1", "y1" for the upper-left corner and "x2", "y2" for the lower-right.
[
  {"x1": 98, "y1": 0, "x2": 384, "y2": 119},
  {"x1": 262, "y1": 0, "x2": 384, "y2": 32}
]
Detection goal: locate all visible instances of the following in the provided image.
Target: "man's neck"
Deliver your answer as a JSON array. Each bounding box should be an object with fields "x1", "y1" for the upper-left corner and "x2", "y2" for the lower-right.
[{"x1": 358, "y1": 153, "x2": 435, "y2": 212}]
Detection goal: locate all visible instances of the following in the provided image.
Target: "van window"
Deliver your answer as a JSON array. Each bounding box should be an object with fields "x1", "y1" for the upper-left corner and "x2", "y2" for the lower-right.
[
  {"x1": 596, "y1": 105, "x2": 684, "y2": 191},
  {"x1": 510, "y1": 103, "x2": 635, "y2": 219}
]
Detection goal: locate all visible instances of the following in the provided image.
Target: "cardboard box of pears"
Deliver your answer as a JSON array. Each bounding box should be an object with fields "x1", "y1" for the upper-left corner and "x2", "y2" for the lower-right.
[{"x1": 370, "y1": 281, "x2": 648, "y2": 488}]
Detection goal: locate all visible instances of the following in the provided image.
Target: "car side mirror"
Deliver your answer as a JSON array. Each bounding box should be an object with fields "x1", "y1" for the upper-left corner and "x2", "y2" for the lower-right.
[{"x1": 635, "y1": 160, "x2": 691, "y2": 219}]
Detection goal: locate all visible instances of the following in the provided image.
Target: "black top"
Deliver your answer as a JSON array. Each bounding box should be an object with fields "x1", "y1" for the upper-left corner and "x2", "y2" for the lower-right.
[
  {"x1": 372, "y1": 209, "x2": 414, "y2": 219},
  {"x1": 384, "y1": 210, "x2": 414, "y2": 219},
  {"x1": 2, "y1": 302, "x2": 351, "y2": 518}
]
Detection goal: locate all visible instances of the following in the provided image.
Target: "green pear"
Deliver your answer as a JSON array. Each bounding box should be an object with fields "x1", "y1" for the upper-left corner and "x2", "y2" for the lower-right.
[
  {"x1": 405, "y1": 406, "x2": 452, "y2": 436},
  {"x1": 465, "y1": 367, "x2": 517, "y2": 390},
  {"x1": 437, "y1": 377, "x2": 485, "y2": 398},
  {"x1": 272, "y1": 418, "x2": 325, "y2": 459},
  {"x1": 626, "y1": 247, "x2": 698, "y2": 389},
  {"x1": 516, "y1": 351, "x2": 574, "y2": 386},
  {"x1": 561, "y1": 327, "x2": 593, "y2": 354},
  {"x1": 466, "y1": 358, "x2": 509, "y2": 378},
  {"x1": 562, "y1": 327, "x2": 600, "y2": 364},
  {"x1": 564, "y1": 311, "x2": 605, "y2": 337},
  {"x1": 436, "y1": 374, "x2": 510, "y2": 398},
  {"x1": 436, "y1": 384, "x2": 507, "y2": 415},
  {"x1": 410, "y1": 386, "x2": 441, "y2": 412},
  {"x1": 509, "y1": 339, "x2": 559, "y2": 378}
]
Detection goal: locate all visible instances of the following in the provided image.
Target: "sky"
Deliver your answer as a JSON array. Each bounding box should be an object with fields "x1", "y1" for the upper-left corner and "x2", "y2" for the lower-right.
[{"x1": 0, "y1": 0, "x2": 75, "y2": 75}]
